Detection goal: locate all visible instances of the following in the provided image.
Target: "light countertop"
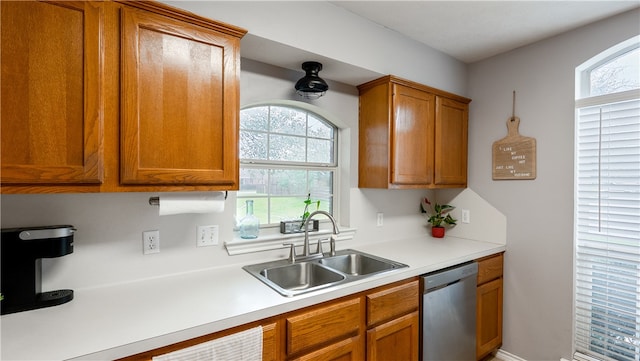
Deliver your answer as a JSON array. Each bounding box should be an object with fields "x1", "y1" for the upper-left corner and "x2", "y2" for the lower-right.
[{"x1": 1, "y1": 235, "x2": 505, "y2": 360}]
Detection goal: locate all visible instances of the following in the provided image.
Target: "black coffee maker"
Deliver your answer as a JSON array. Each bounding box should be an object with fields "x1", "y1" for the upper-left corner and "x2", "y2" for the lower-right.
[{"x1": 1, "y1": 225, "x2": 75, "y2": 315}]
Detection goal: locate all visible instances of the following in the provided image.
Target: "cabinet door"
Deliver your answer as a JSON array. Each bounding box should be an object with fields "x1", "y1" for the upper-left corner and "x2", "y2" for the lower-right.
[
  {"x1": 477, "y1": 277, "x2": 503, "y2": 360},
  {"x1": 391, "y1": 84, "x2": 435, "y2": 185},
  {"x1": 262, "y1": 322, "x2": 280, "y2": 361},
  {"x1": 1, "y1": 1, "x2": 104, "y2": 185},
  {"x1": 367, "y1": 311, "x2": 419, "y2": 361},
  {"x1": 120, "y1": 7, "x2": 239, "y2": 186},
  {"x1": 292, "y1": 335, "x2": 362, "y2": 361},
  {"x1": 434, "y1": 97, "x2": 468, "y2": 186}
]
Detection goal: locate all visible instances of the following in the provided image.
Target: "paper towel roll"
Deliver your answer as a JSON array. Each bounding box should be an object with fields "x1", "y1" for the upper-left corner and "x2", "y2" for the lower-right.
[{"x1": 157, "y1": 192, "x2": 225, "y2": 216}]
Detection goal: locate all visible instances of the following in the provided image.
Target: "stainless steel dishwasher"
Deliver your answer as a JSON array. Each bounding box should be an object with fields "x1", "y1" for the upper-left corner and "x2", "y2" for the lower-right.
[{"x1": 422, "y1": 262, "x2": 478, "y2": 361}]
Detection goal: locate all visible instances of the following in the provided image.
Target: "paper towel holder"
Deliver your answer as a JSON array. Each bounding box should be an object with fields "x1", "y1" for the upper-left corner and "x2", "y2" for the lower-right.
[{"x1": 148, "y1": 191, "x2": 228, "y2": 206}]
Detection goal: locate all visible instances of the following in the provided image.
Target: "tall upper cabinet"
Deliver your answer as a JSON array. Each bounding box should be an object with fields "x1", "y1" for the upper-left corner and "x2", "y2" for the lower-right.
[
  {"x1": 1, "y1": 0, "x2": 246, "y2": 193},
  {"x1": 357, "y1": 76, "x2": 470, "y2": 189},
  {"x1": 1, "y1": 1, "x2": 105, "y2": 186}
]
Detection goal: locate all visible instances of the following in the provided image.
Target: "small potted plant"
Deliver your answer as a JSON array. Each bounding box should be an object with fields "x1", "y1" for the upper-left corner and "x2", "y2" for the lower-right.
[
  {"x1": 421, "y1": 197, "x2": 457, "y2": 238},
  {"x1": 280, "y1": 194, "x2": 320, "y2": 234}
]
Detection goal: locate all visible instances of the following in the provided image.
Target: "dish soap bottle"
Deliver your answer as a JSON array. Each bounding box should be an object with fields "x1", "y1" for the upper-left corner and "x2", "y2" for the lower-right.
[{"x1": 239, "y1": 200, "x2": 259, "y2": 239}]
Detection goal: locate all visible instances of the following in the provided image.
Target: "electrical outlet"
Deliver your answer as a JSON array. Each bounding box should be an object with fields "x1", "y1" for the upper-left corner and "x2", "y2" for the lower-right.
[
  {"x1": 143, "y1": 230, "x2": 160, "y2": 255},
  {"x1": 462, "y1": 209, "x2": 470, "y2": 224},
  {"x1": 376, "y1": 212, "x2": 384, "y2": 227},
  {"x1": 197, "y1": 225, "x2": 219, "y2": 247}
]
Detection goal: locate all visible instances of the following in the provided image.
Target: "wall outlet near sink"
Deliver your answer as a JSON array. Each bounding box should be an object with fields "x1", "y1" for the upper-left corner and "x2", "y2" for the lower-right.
[
  {"x1": 142, "y1": 230, "x2": 160, "y2": 255},
  {"x1": 462, "y1": 209, "x2": 470, "y2": 224}
]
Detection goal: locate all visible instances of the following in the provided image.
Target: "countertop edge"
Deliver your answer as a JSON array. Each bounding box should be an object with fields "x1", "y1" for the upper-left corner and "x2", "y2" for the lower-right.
[{"x1": 2, "y1": 236, "x2": 506, "y2": 360}]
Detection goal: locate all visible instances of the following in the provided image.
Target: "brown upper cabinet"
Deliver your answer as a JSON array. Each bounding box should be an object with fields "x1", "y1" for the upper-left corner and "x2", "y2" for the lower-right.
[
  {"x1": 358, "y1": 76, "x2": 470, "y2": 189},
  {"x1": 1, "y1": 0, "x2": 246, "y2": 193},
  {"x1": 1, "y1": 1, "x2": 105, "y2": 186}
]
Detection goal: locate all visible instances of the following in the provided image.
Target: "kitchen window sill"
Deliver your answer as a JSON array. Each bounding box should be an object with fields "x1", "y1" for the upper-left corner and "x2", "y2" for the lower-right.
[{"x1": 224, "y1": 227, "x2": 356, "y2": 255}]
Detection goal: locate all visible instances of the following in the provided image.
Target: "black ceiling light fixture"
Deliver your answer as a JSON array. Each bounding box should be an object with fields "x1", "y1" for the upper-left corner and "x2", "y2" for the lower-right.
[{"x1": 295, "y1": 61, "x2": 328, "y2": 99}]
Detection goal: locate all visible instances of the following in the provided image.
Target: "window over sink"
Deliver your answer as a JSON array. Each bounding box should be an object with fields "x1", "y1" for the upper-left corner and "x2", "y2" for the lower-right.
[{"x1": 237, "y1": 104, "x2": 338, "y2": 228}]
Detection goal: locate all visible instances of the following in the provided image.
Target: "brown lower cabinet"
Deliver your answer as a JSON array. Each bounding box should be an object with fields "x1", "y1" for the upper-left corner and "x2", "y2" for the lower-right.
[
  {"x1": 476, "y1": 253, "x2": 504, "y2": 360},
  {"x1": 118, "y1": 278, "x2": 419, "y2": 361},
  {"x1": 367, "y1": 311, "x2": 420, "y2": 361}
]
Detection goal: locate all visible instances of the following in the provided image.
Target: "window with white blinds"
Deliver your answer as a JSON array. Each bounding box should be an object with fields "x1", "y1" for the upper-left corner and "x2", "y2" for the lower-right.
[{"x1": 575, "y1": 40, "x2": 640, "y2": 361}]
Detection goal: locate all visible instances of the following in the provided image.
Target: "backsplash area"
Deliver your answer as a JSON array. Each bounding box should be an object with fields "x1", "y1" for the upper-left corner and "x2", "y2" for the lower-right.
[{"x1": 0, "y1": 188, "x2": 504, "y2": 292}]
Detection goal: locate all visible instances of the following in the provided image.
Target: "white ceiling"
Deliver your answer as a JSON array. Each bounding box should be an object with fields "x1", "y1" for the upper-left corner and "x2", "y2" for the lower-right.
[
  {"x1": 330, "y1": 1, "x2": 640, "y2": 63},
  {"x1": 237, "y1": 1, "x2": 639, "y2": 86}
]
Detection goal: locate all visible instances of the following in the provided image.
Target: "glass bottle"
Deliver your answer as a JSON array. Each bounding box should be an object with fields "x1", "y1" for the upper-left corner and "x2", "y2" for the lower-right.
[{"x1": 239, "y1": 200, "x2": 259, "y2": 239}]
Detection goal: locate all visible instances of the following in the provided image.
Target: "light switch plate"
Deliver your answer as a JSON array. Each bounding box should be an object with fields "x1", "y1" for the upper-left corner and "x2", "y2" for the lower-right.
[{"x1": 197, "y1": 225, "x2": 219, "y2": 247}]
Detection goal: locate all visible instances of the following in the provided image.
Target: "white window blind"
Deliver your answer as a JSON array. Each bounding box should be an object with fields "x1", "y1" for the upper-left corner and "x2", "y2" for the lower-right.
[{"x1": 575, "y1": 97, "x2": 640, "y2": 361}]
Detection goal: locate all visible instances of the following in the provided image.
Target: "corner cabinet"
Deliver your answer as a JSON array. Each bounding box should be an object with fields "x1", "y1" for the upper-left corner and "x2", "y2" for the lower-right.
[
  {"x1": 435, "y1": 97, "x2": 469, "y2": 186},
  {"x1": 476, "y1": 253, "x2": 504, "y2": 360},
  {"x1": 1, "y1": 0, "x2": 246, "y2": 193},
  {"x1": 358, "y1": 75, "x2": 470, "y2": 189}
]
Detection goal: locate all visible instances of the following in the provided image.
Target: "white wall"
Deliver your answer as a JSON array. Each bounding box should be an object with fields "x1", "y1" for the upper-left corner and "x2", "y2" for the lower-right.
[
  {"x1": 163, "y1": 1, "x2": 468, "y2": 96},
  {"x1": 467, "y1": 8, "x2": 640, "y2": 361}
]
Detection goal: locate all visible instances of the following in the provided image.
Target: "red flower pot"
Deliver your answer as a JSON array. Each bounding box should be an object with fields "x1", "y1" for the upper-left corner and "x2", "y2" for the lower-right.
[{"x1": 431, "y1": 226, "x2": 445, "y2": 238}]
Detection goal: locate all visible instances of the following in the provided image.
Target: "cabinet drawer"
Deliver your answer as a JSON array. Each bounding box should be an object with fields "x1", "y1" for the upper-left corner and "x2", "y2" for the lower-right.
[
  {"x1": 291, "y1": 335, "x2": 362, "y2": 361},
  {"x1": 287, "y1": 298, "x2": 361, "y2": 356},
  {"x1": 477, "y1": 253, "x2": 503, "y2": 285},
  {"x1": 367, "y1": 280, "x2": 419, "y2": 327}
]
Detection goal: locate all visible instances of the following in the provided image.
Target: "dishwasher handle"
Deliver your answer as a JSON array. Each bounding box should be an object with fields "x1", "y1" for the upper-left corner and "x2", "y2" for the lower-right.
[{"x1": 423, "y1": 262, "x2": 478, "y2": 292}]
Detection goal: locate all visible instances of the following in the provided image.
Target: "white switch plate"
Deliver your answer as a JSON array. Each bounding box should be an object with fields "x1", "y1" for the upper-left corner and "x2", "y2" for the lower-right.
[
  {"x1": 143, "y1": 230, "x2": 160, "y2": 255},
  {"x1": 376, "y1": 212, "x2": 384, "y2": 227},
  {"x1": 462, "y1": 209, "x2": 470, "y2": 224},
  {"x1": 197, "y1": 225, "x2": 219, "y2": 247}
]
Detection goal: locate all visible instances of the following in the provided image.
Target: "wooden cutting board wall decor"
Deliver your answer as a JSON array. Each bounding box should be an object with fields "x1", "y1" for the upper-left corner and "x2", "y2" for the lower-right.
[{"x1": 492, "y1": 92, "x2": 537, "y2": 180}]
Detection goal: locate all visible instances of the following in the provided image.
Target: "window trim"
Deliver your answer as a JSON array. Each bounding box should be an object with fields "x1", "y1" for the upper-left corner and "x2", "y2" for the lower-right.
[
  {"x1": 573, "y1": 35, "x2": 640, "y2": 361},
  {"x1": 237, "y1": 101, "x2": 340, "y2": 229},
  {"x1": 576, "y1": 35, "x2": 640, "y2": 100}
]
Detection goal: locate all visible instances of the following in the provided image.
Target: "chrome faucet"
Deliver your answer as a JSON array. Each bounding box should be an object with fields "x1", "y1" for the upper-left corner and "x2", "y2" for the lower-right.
[{"x1": 302, "y1": 210, "x2": 340, "y2": 257}]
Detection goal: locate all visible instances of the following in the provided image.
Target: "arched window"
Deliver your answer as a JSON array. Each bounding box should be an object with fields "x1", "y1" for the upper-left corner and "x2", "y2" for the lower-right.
[
  {"x1": 237, "y1": 104, "x2": 338, "y2": 227},
  {"x1": 574, "y1": 36, "x2": 640, "y2": 361}
]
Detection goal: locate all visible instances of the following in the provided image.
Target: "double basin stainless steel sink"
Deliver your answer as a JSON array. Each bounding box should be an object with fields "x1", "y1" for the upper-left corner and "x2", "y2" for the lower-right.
[{"x1": 243, "y1": 249, "x2": 408, "y2": 297}]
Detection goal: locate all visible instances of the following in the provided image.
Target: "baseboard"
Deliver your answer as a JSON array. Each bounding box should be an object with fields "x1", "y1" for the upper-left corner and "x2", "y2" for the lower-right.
[
  {"x1": 496, "y1": 349, "x2": 527, "y2": 361},
  {"x1": 494, "y1": 349, "x2": 575, "y2": 361}
]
